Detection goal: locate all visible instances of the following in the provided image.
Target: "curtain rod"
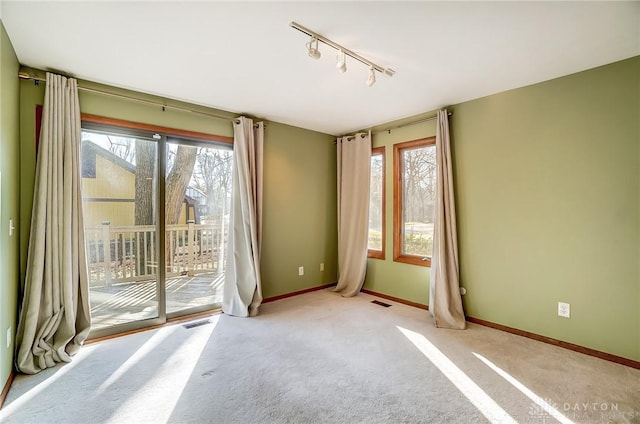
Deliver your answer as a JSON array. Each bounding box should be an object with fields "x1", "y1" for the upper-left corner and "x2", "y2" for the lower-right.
[
  {"x1": 371, "y1": 111, "x2": 453, "y2": 135},
  {"x1": 343, "y1": 133, "x2": 368, "y2": 141},
  {"x1": 336, "y1": 111, "x2": 453, "y2": 141},
  {"x1": 18, "y1": 69, "x2": 237, "y2": 124}
]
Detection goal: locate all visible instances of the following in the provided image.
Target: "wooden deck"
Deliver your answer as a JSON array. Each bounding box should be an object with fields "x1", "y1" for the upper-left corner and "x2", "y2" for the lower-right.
[{"x1": 89, "y1": 272, "x2": 224, "y2": 329}]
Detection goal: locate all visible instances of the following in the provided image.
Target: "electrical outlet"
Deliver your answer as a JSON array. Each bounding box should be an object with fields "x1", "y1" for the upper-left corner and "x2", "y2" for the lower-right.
[
  {"x1": 6, "y1": 327, "x2": 11, "y2": 348},
  {"x1": 558, "y1": 302, "x2": 570, "y2": 318},
  {"x1": 298, "y1": 266, "x2": 304, "y2": 276},
  {"x1": 320, "y1": 263, "x2": 324, "y2": 272}
]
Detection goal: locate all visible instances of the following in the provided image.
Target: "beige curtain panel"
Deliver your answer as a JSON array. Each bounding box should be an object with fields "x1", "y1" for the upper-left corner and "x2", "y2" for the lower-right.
[
  {"x1": 429, "y1": 110, "x2": 466, "y2": 329},
  {"x1": 15, "y1": 73, "x2": 92, "y2": 374},
  {"x1": 223, "y1": 117, "x2": 264, "y2": 317},
  {"x1": 334, "y1": 132, "x2": 371, "y2": 297}
]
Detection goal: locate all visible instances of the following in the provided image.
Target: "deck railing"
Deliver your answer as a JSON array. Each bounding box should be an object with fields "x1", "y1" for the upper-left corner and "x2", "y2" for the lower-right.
[{"x1": 85, "y1": 222, "x2": 227, "y2": 287}]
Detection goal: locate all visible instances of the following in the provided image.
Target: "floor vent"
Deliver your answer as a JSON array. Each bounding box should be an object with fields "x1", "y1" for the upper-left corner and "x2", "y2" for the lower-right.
[
  {"x1": 183, "y1": 319, "x2": 212, "y2": 329},
  {"x1": 371, "y1": 300, "x2": 391, "y2": 308}
]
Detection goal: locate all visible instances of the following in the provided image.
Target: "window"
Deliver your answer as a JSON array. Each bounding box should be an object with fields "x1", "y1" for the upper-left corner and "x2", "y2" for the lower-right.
[
  {"x1": 393, "y1": 137, "x2": 436, "y2": 267},
  {"x1": 368, "y1": 146, "x2": 385, "y2": 259}
]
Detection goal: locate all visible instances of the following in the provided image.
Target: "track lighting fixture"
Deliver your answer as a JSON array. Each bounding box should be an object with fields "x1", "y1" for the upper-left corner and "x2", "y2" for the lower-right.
[
  {"x1": 366, "y1": 66, "x2": 376, "y2": 87},
  {"x1": 336, "y1": 50, "x2": 347, "y2": 73},
  {"x1": 290, "y1": 21, "x2": 395, "y2": 87},
  {"x1": 306, "y1": 36, "x2": 321, "y2": 60}
]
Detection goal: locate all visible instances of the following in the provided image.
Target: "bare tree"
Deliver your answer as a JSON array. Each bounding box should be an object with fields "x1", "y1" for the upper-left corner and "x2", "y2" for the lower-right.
[
  {"x1": 108, "y1": 136, "x2": 137, "y2": 164},
  {"x1": 401, "y1": 145, "x2": 437, "y2": 255},
  {"x1": 165, "y1": 145, "x2": 198, "y2": 225},
  {"x1": 369, "y1": 154, "x2": 384, "y2": 230},
  {"x1": 134, "y1": 141, "x2": 156, "y2": 274},
  {"x1": 192, "y1": 149, "x2": 233, "y2": 219},
  {"x1": 192, "y1": 148, "x2": 233, "y2": 271},
  {"x1": 134, "y1": 143, "x2": 156, "y2": 225},
  {"x1": 133, "y1": 142, "x2": 198, "y2": 275},
  {"x1": 403, "y1": 146, "x2": 436, "y2": 223}
]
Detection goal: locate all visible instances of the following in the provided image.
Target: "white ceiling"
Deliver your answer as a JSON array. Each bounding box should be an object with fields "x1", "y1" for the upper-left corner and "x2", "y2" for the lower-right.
[{"x1": 2, "y1": 1, "x2": 639, "y2": 135}]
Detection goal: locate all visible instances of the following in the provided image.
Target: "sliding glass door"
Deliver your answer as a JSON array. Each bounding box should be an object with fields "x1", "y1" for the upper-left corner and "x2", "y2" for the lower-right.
[
  {"x1": 164, "y1": 139, "x2": 232, "y2": 316},
  {"x1": 81, "y1": 129, "x2": 160, "y2": 330},
  {"x1": 80, "y1": 121, "x2": 232, "y2": 336}
]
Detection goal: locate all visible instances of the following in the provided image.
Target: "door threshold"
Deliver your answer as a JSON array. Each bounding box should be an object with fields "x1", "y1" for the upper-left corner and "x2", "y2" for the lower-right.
[{"x1": 86, "y1": 307, "x2": 222, "y2": 344}]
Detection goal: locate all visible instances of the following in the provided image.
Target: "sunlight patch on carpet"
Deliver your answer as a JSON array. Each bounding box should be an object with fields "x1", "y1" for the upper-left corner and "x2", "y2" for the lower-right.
[
  {"x1": 94, "y1": 326, "x2": 178, "y2": 397},
  {"x1": 107, "y1": 315, "x2": 220, "y2": 423},
  {"x1": 473, "y1": 352, "x2": 575, "y2": 424},
  {"x1": 0, "y1": 343, "x2": 99, "y2": 418},
  {"x1": 397, "y1": 326, "x2": 517, "y2": 424}
]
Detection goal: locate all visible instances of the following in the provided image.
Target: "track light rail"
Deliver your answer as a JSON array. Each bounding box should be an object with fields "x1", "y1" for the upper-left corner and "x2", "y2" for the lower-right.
[{"x1": 289, "y1": 21, "x2": 395, "y2": 77}]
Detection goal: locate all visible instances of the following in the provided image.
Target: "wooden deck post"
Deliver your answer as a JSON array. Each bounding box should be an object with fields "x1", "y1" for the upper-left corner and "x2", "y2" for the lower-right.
[
  {"x1": 101, "y1": 221, "x2": 112, "y2": 287},
  {"x1": 187, "y1": 221, "x2": 196, "y2": 276}
]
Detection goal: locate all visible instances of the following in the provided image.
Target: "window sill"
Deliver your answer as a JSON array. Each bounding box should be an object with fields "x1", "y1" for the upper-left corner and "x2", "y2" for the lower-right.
[
  {"x1": 368, "y1": 250, "x2": 385, "y2": 260},
  {"x1": 393, "y1": 254, "x2": 431, "y2": 267}
]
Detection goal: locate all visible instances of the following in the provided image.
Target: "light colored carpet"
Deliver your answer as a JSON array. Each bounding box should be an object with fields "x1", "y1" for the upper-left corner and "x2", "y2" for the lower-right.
[{"x1": 1, "y1": 289, "x2": 639, "y2": 423}]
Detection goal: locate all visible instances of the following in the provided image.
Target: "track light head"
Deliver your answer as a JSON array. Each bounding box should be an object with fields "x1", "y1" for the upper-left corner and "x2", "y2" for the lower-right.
[
  {"x1": 336, "y1": 50, "x2": 347, "y2": 73},
  {"x1": 306, "y1": 36, "x2": 321, "y2": 60},
  {"x1": 366, "y1": 66, "x2": 376, "y2": 87}
]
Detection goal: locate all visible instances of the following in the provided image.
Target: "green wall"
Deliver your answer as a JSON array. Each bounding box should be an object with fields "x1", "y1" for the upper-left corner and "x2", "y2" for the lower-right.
[
  {"x1": 452, "y1": 57, "x2": 639, "y2": 361},
  {"x1": 18, "y1": 69, "x2": 337, "y2": 309},
  {"x1": 261, "y1": 122, "x2": 337, "y2": 298},
  {"x1": 0, "y1": 20, "x2": 20, "y2": 391},
  {"x1": 365, "y1": 57, "x2": 640, "y2": 361}
]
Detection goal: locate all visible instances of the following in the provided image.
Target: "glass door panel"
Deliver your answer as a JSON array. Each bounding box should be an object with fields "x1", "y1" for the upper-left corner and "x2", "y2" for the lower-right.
[
  {"x1": 81, "y1": 130, "x2": 159, "y2": 330},
  {"x1": 165, "y1": 141, "x2": 232, "y2": 315}
]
